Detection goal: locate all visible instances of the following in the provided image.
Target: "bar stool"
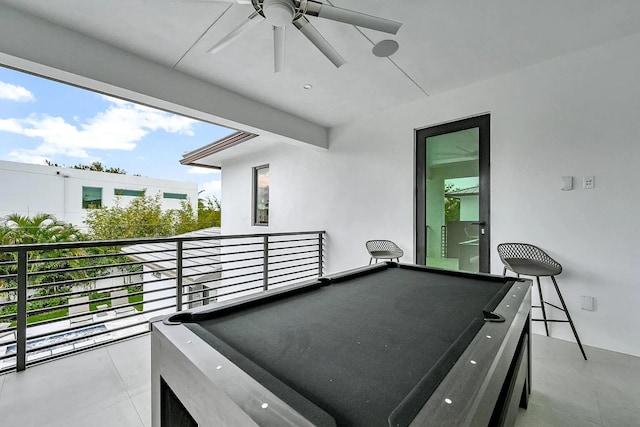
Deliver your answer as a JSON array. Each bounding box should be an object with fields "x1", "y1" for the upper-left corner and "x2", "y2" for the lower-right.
[
  {"x1": 366, "y1": 240, "x2": 403, "y2": 264},
  {"x1": 497, "y1": 243, "x2": 587, "y2": 360}
]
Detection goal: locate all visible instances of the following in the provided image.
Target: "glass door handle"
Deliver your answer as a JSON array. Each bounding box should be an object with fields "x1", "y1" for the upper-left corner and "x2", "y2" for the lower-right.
[{"x1": 471, "y1": 222, "x2": 486, "y2": 235}]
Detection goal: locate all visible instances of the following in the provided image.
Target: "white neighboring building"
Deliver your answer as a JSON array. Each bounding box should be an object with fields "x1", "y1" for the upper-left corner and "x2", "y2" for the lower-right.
[{"x1": 0, "y1": 160, "x2": 198, "y2": 231}]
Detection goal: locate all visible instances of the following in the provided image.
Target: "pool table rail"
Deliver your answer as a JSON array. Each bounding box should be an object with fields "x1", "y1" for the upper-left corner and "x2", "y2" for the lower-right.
[
  {"x1": 152, "y1": 319, "x2": 335, "y2": 427},
  {"x1": 407, "y1": 275, "x2": 531, "y2": 426},
  {"x1": 151, "y1": 263, "x2": 532, "y2": 427}
]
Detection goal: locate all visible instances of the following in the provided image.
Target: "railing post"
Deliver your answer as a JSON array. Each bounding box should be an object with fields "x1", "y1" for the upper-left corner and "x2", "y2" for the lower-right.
[
  {"x1": 16, "y1": 249, "x2": 27, "y2": 372},
  {"x1": 263, "y1": 235, "x2": 269, "y2": 291},
  {"x1": 176, "y1": 241, "x2": 183, "y2": 312},
  {"x1": 318, "y1": 233, "x2": 324, "y2": 277}
]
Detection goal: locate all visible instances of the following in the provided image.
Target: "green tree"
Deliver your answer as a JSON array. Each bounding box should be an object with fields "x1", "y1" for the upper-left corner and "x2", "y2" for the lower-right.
[
  {"x1": 85, "y1": 190, "x2": 199, "y2": 239},
  {"x1": 444, "y1": 184, "x2": 461, "y2": 223},
  {"x1": 0, "y1": 214, "x2": 87, "y2": 318},
  {"x1": 198, "y1": 196, "x2": 221, "y2": 228},
  {"x1": 175, "y1": 200, "x2": 199, "y2": 235},
  {"x1": 45, "y1": 160, "x2": 127, "y2": 174},
  {"x1": 1, "y1": 213, "x2": 83, "y2": 244},
  {"x1": 72, "y1": 161, "x2": 127, "y2": 174}
]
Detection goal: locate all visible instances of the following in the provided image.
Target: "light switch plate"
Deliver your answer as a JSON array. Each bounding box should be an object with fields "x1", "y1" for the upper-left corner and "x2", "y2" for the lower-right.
[{"x1": 583, "y1": 176, "x2": 595, "y2": 189}]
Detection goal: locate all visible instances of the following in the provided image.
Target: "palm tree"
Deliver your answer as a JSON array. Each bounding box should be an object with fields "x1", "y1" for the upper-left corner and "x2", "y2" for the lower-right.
[
  {"x1": 0, "y1": 214, "x2": 86, "y2": 293},
  {"x1": 2, "y1": 213, "x2": 81, "y2": 244}
]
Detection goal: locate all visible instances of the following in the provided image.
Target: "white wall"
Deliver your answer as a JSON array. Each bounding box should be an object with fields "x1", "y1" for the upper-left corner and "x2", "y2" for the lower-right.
[
  {"x1": 0, "y1": 160, "x2": 198, "y2": 232},
  {"x1": 220, "y1": 33, "x2": 640, "y2": 357}
]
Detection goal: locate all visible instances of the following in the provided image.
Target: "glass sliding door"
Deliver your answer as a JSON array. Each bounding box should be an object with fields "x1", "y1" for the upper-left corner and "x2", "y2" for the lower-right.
[{"x1": 415, "y1": 115, "x2": 490, "y2": 273}]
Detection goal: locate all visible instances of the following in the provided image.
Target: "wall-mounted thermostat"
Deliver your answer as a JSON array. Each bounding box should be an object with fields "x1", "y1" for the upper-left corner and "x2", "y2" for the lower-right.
[{"x1": 561, "y1": 176, "x2": 573, "y2": 191}]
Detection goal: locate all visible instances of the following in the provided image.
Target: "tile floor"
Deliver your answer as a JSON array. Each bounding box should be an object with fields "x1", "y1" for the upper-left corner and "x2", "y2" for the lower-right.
[
  {"x1": 516, "y1": 335, "x2": 640, "y2": 427},
  {"x1": 0, "y1": 333, "x2": 638, "y2": 426},
  {"x1": 0, "y1": 336, "x2": 151, "y2": 427}
]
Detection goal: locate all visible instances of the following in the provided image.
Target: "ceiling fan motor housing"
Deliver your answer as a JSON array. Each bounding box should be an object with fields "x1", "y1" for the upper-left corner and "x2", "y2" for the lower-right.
[
  {"x1": 209, "y1": 0, "x2": 401, "y2": 71},
  {"x1": 262, "y1": 0, "x2": 296, "y2": 27}
]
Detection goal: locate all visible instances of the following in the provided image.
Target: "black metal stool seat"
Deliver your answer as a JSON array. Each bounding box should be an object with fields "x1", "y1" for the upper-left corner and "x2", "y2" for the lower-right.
[
  {"x1": 497, "y1": 243, "x2": 587, "y2": 360},
  {"x1": 501, "y1": 258, "x2": 561, "y2": 277},
  {"x1": 366, "y1": 240, "x2": 404, "y2": 264}
]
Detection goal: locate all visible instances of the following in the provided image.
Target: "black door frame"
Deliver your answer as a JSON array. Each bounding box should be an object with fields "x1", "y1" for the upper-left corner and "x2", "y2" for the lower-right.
[{"x1": 414, "y1": 114, "x2": 491, "y2": 272}]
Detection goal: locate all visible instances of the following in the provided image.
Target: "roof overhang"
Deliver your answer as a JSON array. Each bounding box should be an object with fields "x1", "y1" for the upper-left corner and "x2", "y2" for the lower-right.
[
  {"x1": 180, "y1": 131, "x2": 258, "y2": 170},
  {"x1": 0, "y1": 3, "x2": 329, "y2": 151}
]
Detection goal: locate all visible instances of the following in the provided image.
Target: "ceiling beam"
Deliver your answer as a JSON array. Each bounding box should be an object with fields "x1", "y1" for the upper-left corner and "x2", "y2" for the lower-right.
[{"x1": 0, "y1": 3, "x2": 328, "y2": 150}]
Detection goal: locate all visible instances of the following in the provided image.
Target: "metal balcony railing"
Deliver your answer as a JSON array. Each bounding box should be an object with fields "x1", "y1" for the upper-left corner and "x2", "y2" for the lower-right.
[{"x1": 0, "y1": 230, "x2": 325, "y2": 373}]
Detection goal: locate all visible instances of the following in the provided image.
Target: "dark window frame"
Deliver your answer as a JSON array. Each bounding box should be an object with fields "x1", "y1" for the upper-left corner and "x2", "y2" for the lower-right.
[
  {"x1": 82, "y1": 186, "x2": 103, "y2": 209},
  {"x1": 163, "y1": 192, "x2": 188, "y2": 200},
  {"x1": 114, "y1": 188, "x2": 144, "y2": 197},
  {"x1": 252, "y1": 164, "x2": 269, "y2": 226}
]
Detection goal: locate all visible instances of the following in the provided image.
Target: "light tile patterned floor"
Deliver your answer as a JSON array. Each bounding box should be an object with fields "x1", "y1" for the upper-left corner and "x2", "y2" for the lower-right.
[
  {"x1": 0, "y1": 336, "x2": 150, "y2": 427},
  {"x1": 0, "y1": 333, "x2": 638, "y2": 426},
  {"x1": 517, "y1": 335, "x2": 640, "y2": 427}
]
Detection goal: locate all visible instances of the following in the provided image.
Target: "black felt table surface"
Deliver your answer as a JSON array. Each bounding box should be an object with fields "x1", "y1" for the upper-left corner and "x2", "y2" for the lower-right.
[{"x1": 186, "y1": 267, "x2": 508, "y2": 427}]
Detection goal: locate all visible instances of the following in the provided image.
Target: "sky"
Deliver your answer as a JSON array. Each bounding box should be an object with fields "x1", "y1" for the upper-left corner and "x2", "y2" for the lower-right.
[{"x1": 0, "y1": 66, "x2": 235, "y2": 200}]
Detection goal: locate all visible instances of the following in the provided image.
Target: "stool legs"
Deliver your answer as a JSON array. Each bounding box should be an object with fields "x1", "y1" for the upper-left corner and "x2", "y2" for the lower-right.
[
  {"x1": 504, "y1": 269, "x2": 585, "y2": 358},
  {"x1": 550, "y1": 276, "x2": 588, "y2": 360},
  {"x1": 535, "y1": 277, "x2": 551, "y2": 337}
]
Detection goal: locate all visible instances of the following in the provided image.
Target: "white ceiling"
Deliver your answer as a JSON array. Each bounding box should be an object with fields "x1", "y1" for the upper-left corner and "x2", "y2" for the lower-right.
[{"x1": 2, "y1": 0, "x2": 640, "y2": 130}]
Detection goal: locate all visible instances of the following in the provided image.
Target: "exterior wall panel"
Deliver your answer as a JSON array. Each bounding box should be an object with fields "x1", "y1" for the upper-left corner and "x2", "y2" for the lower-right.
[{"x1": 0, "y1": 160, "x2": 198, "y2": 231}]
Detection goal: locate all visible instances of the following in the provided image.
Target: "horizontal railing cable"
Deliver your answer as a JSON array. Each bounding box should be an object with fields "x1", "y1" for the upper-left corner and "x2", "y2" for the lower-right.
[{"x1": 0, "y1": 230, "x2": 324, "y2": 372}]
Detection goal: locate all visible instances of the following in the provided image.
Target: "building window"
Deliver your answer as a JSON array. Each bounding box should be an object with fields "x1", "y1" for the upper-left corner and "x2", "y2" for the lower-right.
[
  {"x1": 253, "y1": 165, "x2": 269, "y2": 226},
  {"x1": 114, "y1": 188, "x2": 144, "y2": 197},
  {"x1": 163, "y1": 192, "x2": 188, "y2": 200},
  {"x1": 82, "y1": 186, "x2": 102, "y2": 209}
]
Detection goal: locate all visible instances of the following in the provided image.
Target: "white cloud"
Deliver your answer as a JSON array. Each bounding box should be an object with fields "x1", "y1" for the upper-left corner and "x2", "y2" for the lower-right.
[
  {"x1": 0, "y1": 81, "x2": 35, "y2": 102},
  {"x1": 200, "y1": 179, "x2": 222, "y2": 199},
  {"x1": 187, "y1": 167, "x2": 220, "y2": 175},
  {"x1": 99, "y1": 94, "x2": 129, "y2": 106},
  {"x1": 1, "y1": 99, "x2": 196, "y2": 161},
  {"x1": 0, "y1": 118, "x2": 24, "y2": 133},
  {"x1": 6, "y1": 150, "x2": 49, "y2": 165}
]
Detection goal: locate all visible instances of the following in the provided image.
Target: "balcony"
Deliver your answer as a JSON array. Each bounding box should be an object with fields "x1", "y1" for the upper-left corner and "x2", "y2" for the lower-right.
[
  {"x1": 0, "y1": 230, "x2": 324, "y2": 372},
  {"x1": 1, "y1": 230, "x2": 639, "y2": 426}
]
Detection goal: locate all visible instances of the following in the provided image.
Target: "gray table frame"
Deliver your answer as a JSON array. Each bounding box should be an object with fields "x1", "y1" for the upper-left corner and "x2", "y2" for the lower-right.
[{"x1": 151, "y1": 264, "x2": 531, "y2": 427}]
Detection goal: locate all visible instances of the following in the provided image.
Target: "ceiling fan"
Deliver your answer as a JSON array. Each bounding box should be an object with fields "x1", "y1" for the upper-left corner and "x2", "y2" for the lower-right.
[{"x1": 205, "y1": 0, "x2": 402, "y2": 72}]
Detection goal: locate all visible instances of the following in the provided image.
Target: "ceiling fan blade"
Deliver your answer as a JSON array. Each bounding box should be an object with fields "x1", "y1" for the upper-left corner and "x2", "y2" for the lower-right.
[
  {"x1": 273, "y1": 26, "x2": 286, "y2": 73},
  {"x1": 305, "y1": 0, "x2": 401, "y2": 34},
  {"x1": 293, "y1": 17, "x2": 345, "y2": 68},
  {"x1": 207, "y1": 11, "x2": 264, "y2": 54},
  {"x1": 174, "y1": 1, "x2": 253, "y2": 3}
]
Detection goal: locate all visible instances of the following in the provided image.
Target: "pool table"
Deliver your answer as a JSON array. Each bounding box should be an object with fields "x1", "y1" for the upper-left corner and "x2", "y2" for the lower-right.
[{"x1": 151, "y1": 262, "x2": 531, "y2": 427}]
